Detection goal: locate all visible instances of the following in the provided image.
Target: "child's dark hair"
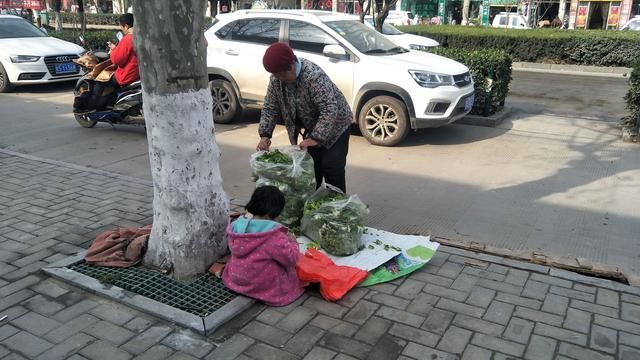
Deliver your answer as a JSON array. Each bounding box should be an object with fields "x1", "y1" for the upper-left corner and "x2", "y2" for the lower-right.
[{"x1": 246, "y1": 186, "x2": 285, "y2": 219}]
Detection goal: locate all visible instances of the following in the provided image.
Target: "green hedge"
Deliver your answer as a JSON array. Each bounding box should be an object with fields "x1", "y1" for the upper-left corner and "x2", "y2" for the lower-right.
[
  {"x1": 49, "y1": 30, "x2": 116, "y2": 51},
  {"x1": 623, "y1": 61, "x2": 640, "y2": 135},
  {"x1": 57, "y1": 13, "x2": 213, "y2": 27},
  {"x1": 59, "y1": 12, "x2": 120, "y2": 25},
  {"x1": 431, "y1": 48, "x2": 512, "y2": 116},
  {"x1": 401, "y1": 25, "x2": 640, "y2": 67}
]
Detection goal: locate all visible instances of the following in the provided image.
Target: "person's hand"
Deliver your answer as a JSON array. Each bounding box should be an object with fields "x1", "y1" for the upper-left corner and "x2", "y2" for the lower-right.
[
  {"x1": 256, "y1": 137, "x2": 271, "y2": 151},
  {"x1": 299, "y1": 138, "x2": 319, "y2": 150},
  {"x1": 107, "y1": 41, "x2": 116, "y2": 50}
]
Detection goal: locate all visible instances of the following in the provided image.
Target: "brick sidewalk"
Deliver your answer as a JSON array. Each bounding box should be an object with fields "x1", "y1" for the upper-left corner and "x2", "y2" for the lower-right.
[{"x1": 1, "y1": 149, "x2": 640, "y2": 360}]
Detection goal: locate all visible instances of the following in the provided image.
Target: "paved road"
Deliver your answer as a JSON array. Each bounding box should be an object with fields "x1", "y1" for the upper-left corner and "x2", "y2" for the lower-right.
[
  {"x1": 1, "y1": 72, "x2": 638, "y2": 277},
  {"x1": 508, "y1": 71, "x2": 628, "y2": 122}
]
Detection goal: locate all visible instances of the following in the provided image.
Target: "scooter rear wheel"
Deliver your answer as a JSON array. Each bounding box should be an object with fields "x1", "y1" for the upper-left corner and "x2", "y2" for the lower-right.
[{"x1": 74, "y1": 113, "x2": 98, "y2": 128}]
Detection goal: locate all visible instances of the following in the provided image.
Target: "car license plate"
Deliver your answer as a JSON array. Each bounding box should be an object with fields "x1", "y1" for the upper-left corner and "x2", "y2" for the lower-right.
[
  {"x1": 55, "y1": 62, "x2": 77, "y2": 74},
  {"x1": 464, "y1": 95, "x2": 475, "y2": 111}
]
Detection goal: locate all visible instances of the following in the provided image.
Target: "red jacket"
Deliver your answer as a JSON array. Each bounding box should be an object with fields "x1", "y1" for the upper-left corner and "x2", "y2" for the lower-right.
[{"x1": 110, "y1": 33, "x2": 139, "y2": 86}]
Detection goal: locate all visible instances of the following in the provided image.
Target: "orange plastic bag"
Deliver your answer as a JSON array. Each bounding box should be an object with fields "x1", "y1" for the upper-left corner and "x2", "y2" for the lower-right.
[{"x1": 296, "y1": 249, "x2": 368, "y2": 302}]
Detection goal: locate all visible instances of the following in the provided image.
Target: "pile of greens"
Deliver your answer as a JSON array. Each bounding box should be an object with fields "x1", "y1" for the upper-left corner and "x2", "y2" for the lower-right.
[
  {"x1": 256, "y1": 149, "x2": 292, "y2": 165},
  {"x1": 301, "y1": 187, "x2": 368, "y2": 256},
  {"x1": 250, "y1": 147, "x2": 316, "y2": 227}
]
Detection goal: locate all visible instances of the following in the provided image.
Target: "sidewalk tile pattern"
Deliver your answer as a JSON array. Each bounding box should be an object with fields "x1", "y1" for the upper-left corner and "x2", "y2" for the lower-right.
[{"x1": 2, "y1": 151, "x2": 640, "y2": 359}]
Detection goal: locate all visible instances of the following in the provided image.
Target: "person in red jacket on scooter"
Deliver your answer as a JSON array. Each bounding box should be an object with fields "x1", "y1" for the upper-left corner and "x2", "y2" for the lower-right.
[
  {"x1": 89, "y1": 13, "x2": 139, "y2": 110},
  {"x1": 107, "y1": 13, "x2": 139, "y2": 87}
]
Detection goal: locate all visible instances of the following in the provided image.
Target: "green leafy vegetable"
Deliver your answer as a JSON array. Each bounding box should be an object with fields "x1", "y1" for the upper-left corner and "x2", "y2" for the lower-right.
[
  {"x1": 301, "y1": 186, "x2": 369, "y2": 256},
  {"x1": 256, "y1": 149, "x2": 293, "y2": 164},
  {"x1": 250, "y1": 147, "x2": 316, "y2": 227}
]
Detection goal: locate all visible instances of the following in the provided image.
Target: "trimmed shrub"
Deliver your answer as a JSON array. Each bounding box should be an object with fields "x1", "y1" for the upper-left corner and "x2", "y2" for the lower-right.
[
  {"x1": 401, "y1": 25, "x2": 640, "y2": 67},
  {"x1": 432, "y1": 48, "x2": 512, "y2": 116},
  {"x1": 59, "y1": 12, "x2": 120, "y2": 26},
  {"x1": 49, "y1": 30, "x2": 116, "y2": 51},
  {"x1": 622, "y1": 61, "x2": 640, "y2": 139}
]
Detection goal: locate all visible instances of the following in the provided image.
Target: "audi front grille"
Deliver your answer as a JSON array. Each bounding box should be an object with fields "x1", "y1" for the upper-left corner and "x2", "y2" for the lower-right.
[{"x1": 43, "y1": 54, "x2": 80, "y2": 76}]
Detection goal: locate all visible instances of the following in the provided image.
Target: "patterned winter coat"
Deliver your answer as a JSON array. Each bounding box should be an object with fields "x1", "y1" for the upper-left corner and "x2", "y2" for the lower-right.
[
  {"x1": 258, "y1": 58, "x2": 352, "y2": 148},
  {"x1": 222, "y1": 217, "x2": 304, "y2": 306}
]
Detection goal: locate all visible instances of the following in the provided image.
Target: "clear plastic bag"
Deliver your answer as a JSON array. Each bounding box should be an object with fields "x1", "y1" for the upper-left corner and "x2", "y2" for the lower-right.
[
  {"x1": 250, "y1": 146, "x2": 316, "y2": 227},
  {"x1": 301, "y1": 183, "x2": 369, "y2": 256}
]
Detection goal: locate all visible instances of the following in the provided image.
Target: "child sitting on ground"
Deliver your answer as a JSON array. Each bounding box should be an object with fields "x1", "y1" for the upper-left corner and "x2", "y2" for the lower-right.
[{"x1": 222, "y1": 185, "x2": 304, "y2": 306}]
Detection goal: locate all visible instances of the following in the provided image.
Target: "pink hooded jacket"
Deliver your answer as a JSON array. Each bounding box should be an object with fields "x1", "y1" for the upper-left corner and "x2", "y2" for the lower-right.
[{"x1": 222, "y1": 221, "x2": 304, "y2": 306}]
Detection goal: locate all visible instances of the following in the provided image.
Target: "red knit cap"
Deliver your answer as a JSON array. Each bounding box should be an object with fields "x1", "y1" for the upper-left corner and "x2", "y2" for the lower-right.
[{"x1": 263, "y1": 43, "x2": 295, "y2": 74}]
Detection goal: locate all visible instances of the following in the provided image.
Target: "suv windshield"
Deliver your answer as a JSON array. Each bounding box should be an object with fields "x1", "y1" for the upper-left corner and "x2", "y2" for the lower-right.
[
  {"x1": 326, "y1": 20, "x2": 403, "y2": 54},
  {"x1": 364, "y1": 18, "x2": 404, "y2": 35},
  {"x1": 0, "y1": 18, "x2": 47, "y2": 39}
]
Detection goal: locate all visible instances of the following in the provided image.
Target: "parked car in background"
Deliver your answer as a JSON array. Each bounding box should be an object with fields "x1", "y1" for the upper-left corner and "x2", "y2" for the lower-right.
[
  {"x1": 364, "y1": 16, "x2": 439, "y2": 50},
  {"x1": 0, "y1": 14, "x2": 84, "y2": 92},
  {"x1": 620, "y1": 16, "x2": 640, "y2": 30},
  {"x1": 385, "y1": 10, "x2": 418, "y2": 26},
  {"x1": 491, "y1": 12, "x2": 530, "y2": 29},
  {"x1": 206, "y1": 10, "x2": 474, "y2": 146}
]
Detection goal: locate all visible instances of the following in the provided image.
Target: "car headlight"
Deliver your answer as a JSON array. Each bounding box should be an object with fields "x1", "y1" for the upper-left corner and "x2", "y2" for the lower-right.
[
  {"x1": 10, "y1": 55, "x2": 41, "y2": 63},
  {"x1": 409, "y1": 70, "x2": 454, "y2": 88},
  {"x1": 409, "y1": 44, "x2": 430, "y2": 51}
]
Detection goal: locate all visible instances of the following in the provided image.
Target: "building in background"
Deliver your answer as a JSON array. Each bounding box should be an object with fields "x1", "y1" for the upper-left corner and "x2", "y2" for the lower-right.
[{"x1": 568, "y1": 0, "x2": 637, "y2": 29}]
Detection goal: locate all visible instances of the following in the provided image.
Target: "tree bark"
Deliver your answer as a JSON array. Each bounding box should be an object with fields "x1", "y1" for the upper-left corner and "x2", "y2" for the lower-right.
[
  {"x1": 133, "y1": 1, "x2": 229, "y2": 281},
  {"x1": 53, "y1": 0, "x2": 63, "y2": 31},
  {"x1": 77, "y1": 0, "x2": 86, "y2": 34},
  {"x1": 358, "y1": 0, "x2": 371, "y2": 23},
  {"x1": 209, "y1": 0, "x2": 218, "y2": 17},
  {"x1": 462, "y1": 0, "x2": 470, "y2": 24},
  {"x1": 374, "y1": 0, "x2": 396, "y2": 32}
]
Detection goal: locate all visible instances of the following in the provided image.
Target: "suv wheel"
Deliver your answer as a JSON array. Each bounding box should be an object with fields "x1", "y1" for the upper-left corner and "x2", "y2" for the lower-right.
[
  {"x1": 358, "y1": 96, "x2": 409, "y2": 146},
  {"x1": 209, "y1": 79, "x2": 240, "y2": 124},
  {"x1": 0, "y1": 63, "x2": 14, "y2": 93}
]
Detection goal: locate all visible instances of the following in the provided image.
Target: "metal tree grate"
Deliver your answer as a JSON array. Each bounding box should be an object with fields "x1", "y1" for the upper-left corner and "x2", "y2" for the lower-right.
[{"x1": 68, "y1": 263, "x2": 237, "y2": 317}]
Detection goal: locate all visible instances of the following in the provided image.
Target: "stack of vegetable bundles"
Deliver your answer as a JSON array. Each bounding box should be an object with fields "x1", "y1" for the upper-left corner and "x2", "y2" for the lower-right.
[
  {"x1": 301, "y1": 184, "x2": 369, "y2": 256},
  {"x1": 250, "y1": 146, "x2": 316, "y2": 227}
]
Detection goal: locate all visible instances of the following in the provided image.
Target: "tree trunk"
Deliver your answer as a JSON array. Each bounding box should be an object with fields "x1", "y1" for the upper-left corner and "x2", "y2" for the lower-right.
[
  {"x1": 78, "y1": 0, "x2": 86, "y2": 34},
  {"x1": 209, "y1": 0, "x2": 218, "y2": 17},
  {"x1": 53, "y1": 0, "x2": 63, "y2": 31},
  {"x1": 358, "y1": 0, "x2": 371, "y2": 23},
  {"x1": 374, "y1": 0, "x2": 396, "y2": 32},
  {"x1": 133, "y1": 1, "x2": 229, "y2": 281},
  {"x1": 462, "y1": 0, "x2": 470, "y2": 24}
]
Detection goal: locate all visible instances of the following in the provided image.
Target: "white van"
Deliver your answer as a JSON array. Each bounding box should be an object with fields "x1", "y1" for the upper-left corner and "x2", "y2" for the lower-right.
[
  {"x1": 492, "y1": 12, "x2": 529, "y2": 29},
  {"x1": 385, "y1": 11, "x2": 417, "y2": 26}
]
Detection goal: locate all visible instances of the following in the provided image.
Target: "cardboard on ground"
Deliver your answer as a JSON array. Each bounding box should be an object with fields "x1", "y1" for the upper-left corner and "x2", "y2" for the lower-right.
[{"x1": 297, "y1": 227, "x2": 439, "y2": 271}]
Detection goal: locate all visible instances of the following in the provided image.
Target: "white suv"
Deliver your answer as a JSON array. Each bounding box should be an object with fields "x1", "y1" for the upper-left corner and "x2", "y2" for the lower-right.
[{"x1": 205, "y1": 10, "x2": 474, "y2": 146}]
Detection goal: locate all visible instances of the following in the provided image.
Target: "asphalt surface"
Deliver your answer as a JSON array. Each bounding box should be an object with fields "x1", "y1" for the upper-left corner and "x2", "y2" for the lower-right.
[
  {"x1": 507, "y1": 71, "x2": 628, "y2": 122},
  {"x1": 1, "y1": 71, "x2": 638, "y2": 276}
]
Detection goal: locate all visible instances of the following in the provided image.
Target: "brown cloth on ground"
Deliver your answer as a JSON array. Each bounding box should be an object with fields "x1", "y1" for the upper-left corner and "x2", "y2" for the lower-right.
[{"x1": 84, "y1": 225, "x2": 151, "y2": 267}]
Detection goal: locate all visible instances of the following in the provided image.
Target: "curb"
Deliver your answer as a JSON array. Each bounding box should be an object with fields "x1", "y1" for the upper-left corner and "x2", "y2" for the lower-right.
[
  {"x1": 436, "y1": 237, "x2": 640, "y2": 291},
  {"x1": 42, "y1": 252, "x2": 255, "y2": 336},
  {"x1": 512, "y1": 62, "x2": 631, "y2": 78},
  {"x1": 458, "y1": 106, "x2": 511, "y2": 127}
]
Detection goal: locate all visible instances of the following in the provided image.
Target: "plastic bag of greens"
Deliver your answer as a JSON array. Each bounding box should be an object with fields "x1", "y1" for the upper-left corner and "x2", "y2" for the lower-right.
[
  {"x1": 250, "y1": 146, "x2": 316, "y2": 227},
  {"x1": 301, "y1": 183, "x2": 369, "y2": 256},
  {"x1": 250, "y1": 146, "x2": 315, "y2": 189},
  {"x1": 254, "y1": 177, "x2": 308, "y2": 227}
]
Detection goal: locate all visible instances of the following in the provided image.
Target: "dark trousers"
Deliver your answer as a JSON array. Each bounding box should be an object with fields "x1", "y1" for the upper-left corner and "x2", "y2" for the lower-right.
[
  {"x1": 307, "y1": 129, "x2": 350, "y2": 193},
  {"x1": 91, "y1": 77, "x2": 118, "y2": 110}
]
